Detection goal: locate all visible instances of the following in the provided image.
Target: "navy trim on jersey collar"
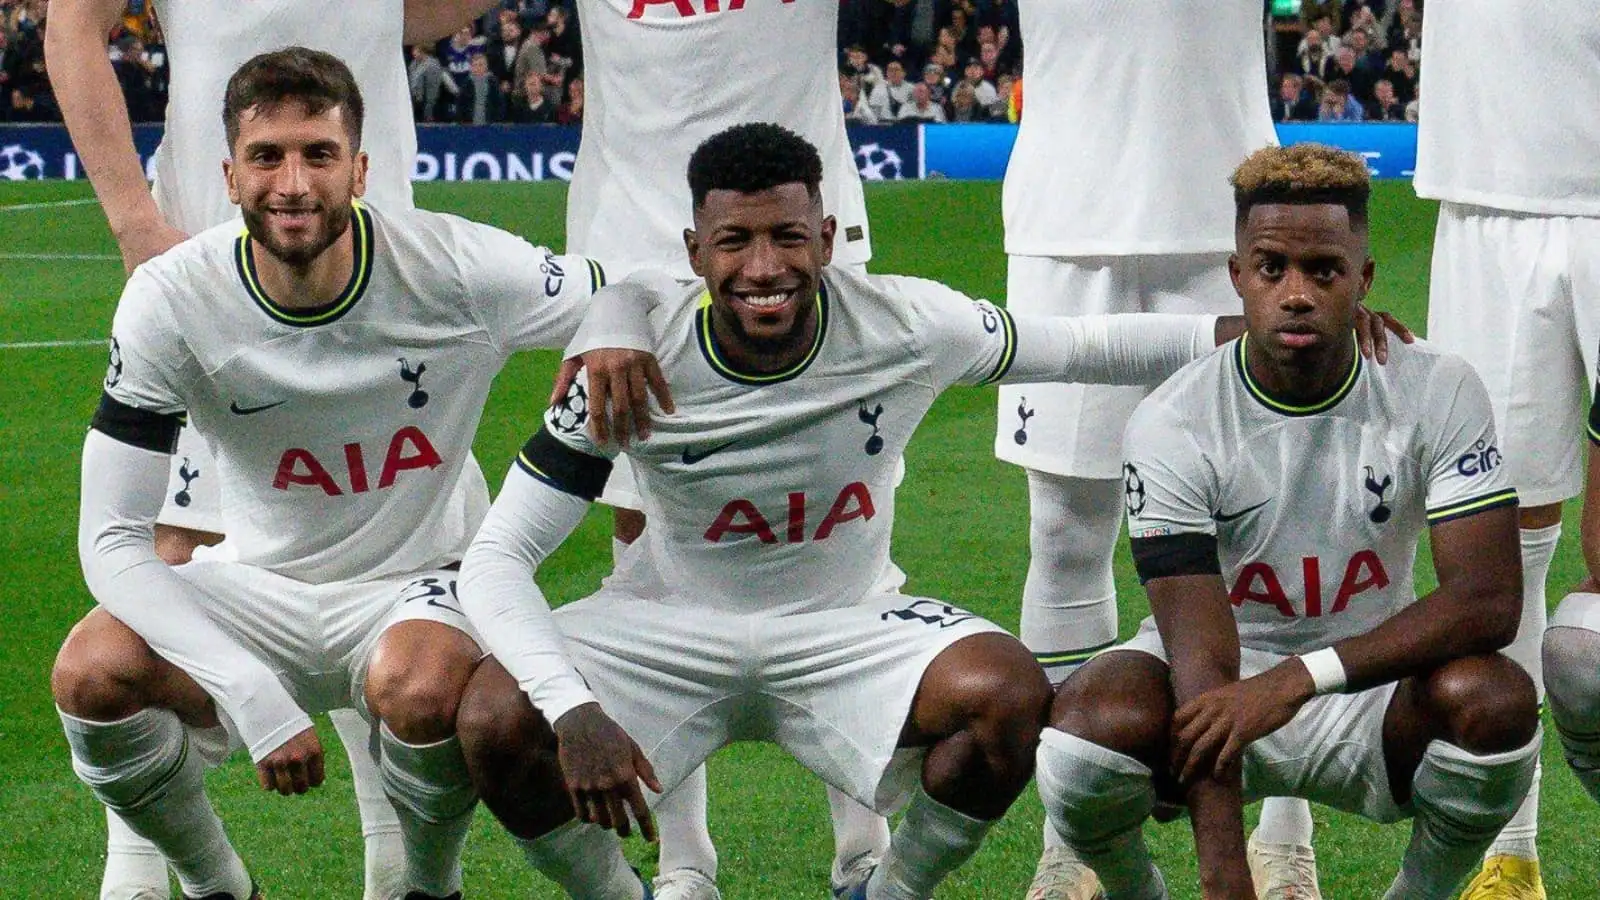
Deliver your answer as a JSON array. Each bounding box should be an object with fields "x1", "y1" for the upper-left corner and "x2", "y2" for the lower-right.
[
  {"x1": 694, "y1": 282, "x2": 830, "y2": 387},
  {"x1": 1235, "y1": 331, "x2": 1361, "y2": 417},
  {"x1": 233, "y1": 202, "x2": 375, "y2": 327}
]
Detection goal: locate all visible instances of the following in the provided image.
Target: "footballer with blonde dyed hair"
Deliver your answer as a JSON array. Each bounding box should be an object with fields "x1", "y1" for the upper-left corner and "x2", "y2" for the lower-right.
[{"x1": 1033, "y1": 144, "x2": 1544, "y2": 900}]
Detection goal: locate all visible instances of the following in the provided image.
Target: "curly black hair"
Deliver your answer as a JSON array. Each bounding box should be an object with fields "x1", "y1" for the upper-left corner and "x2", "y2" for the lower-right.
[{"x1": 687, "y1": 122, "x2": 824, "y2": 209}]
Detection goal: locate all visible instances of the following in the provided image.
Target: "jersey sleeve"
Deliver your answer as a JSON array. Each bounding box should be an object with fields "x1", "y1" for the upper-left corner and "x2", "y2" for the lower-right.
[
  {"x1": 896, "y1": 277, "x2": 1021, "y2": 388},
  {"x1": 1423, "y1": 358, "x2": 1519, "y2": 524},
  {"x1": 1122, "y1": 400, "x2": 1224, "y2": 584},
  {"x1": 458, "y1": 221, "x2": 607, "y2": 353},
  {"x1": 513, "y1": 372, "x2": 618, "y2": 500},
  {"x1": 95, "y1": 269, "x2": 192, "y2": 452}
]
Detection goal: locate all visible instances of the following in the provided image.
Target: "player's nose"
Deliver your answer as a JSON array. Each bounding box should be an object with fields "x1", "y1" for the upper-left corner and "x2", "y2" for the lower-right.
[{"x1": 742, "y1": 237, "x2": 786, "y2": 282}]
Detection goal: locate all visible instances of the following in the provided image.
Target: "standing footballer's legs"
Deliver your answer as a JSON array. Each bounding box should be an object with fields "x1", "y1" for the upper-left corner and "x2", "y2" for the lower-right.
[
  {"x1": 1545, "y1": 593, "x2": 1600, "y2": 803},
  {"x1": 54, "y1": 609, "x2": 256, "y2": 900},
  {"x1": 457, "y1": 659, "x2": 648, "y2": 900}
]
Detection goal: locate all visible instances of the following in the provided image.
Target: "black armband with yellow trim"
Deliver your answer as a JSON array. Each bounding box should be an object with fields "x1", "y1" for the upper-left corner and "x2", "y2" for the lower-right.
[
  {"x1": 1130, "y1": 532, "x2": 1221, "y2": 584},
  {"x1": 515, "y1": 427, "x2": 613, "y2": 500}
]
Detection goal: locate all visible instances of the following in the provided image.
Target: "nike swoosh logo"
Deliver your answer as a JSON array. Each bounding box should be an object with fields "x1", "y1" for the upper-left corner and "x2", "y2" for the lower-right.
[
  {"x1": 230, "y1": 400, "x2": 287, "y2": 415},
  {"x1": 1212, "y1": 499, "x2": 1270, "y2": 523},
  {"x1": 681, "y1": 440, "x2": 737, "y2": 465}
]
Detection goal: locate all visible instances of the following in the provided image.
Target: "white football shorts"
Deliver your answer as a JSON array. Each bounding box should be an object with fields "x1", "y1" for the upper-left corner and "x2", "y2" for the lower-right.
[
  {"x1": 995, "y1": 252, "x2": 1239, "y2": 478},
  {"x1": 1116, "y1": 618, "x2": 1405, "y2": 823},
  {"x1": 166, "y1": 559, "x2": 484, "y2": 718},
  {"x1": 1426, "y1": 202, "x2": 1600, "y2": 507},
  {"x1": 553, "y1": 590, "x2": 1006, "y2": 814}
]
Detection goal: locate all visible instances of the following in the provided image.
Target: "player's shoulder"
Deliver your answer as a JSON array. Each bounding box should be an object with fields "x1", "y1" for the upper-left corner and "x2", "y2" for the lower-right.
[
  {"x1": 126, "y1": 219, "x2": 244, "y2": 301},
  {"x1": 840, "y1": 268, "x2": 979, "y2": 329},
  {"x1": 1142, "y1": 341, "x2": 1236, "y2": 417},
  {"x1": 1368, "y1": 337, "x2": 1478, "y2": 399}
]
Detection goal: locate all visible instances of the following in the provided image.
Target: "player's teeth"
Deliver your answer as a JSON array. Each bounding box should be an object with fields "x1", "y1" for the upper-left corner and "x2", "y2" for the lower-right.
[{"x1": 744, "y1": 293, "x2": 788, "y2": 308}]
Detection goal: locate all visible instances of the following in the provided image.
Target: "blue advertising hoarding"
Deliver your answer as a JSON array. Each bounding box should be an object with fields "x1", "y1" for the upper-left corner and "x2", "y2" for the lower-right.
[
  {"x1": 0, "y1": 121, "x2": 1415, "y2": 183},
  {"x1": 0, "y1": 123, "x2": 924, "y2": 184}
]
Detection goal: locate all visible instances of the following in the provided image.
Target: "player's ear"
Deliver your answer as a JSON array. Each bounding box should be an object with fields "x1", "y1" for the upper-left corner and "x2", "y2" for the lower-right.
[
  {"x1": 1227, "y1": 252, "x2": 1244, "y2": 297},
  {"x1": 684, "y1": 228, "x2": 706, "y2": 278},
  {"x1": 351, "y1": 149, "x2": 369, "y2": 199},
  {"x1": 224, "y1": 158, "x2": 240, "y2": 206},
  {"x1": 819, "y1": 214, "x2": 836, "y2": 266},
  {"x1": 1359, "y1": 255, "x2": 1376, "y2": 298}
]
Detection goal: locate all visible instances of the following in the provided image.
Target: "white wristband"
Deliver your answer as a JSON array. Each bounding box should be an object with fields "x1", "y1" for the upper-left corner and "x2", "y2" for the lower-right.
[{"x1": 1299, "y1": 647, "x2": 1347, "y2": 695}]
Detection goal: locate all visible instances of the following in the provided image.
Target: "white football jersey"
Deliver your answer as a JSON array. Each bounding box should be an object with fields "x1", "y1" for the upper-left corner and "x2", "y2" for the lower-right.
[
  {"x1": 1002, "y1": 0, "x2": 1276, "y2": 257},
  {"x1": 1123, "y1": 338, "x2": 1517, "y2": 655},
  {"x1": 565, "y1": 0, "x2": 871, "y2": 277},
  {"x1": 149, "y1": 0, "x2": 416, "y2": 233},
  {"x1": 104, "y1": 202, "x2": 604, "y2": 582},
  {"x1": 520, "y1": 266, "x2": 1215, "y2": 615},
  {"x1": 1414, "y1": 0, "x2": 1600, "y2": 215}
]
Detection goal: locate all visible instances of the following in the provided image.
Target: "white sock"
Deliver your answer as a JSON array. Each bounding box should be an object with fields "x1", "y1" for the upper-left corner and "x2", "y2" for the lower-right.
[
  {"x1": 1386, "y1": 734, "x2": 1541, "y2": 900},
  {"x1": 866, "y1": 786, "x2": 992, "y2": 900},
  {"x1": 328, "y1": 708, "x2": 407, "y2": 900},
  {"x1": 612, "y1": 537, "x2": 630, "y2": 565},
  {"x1": 1019, "y1": 473, "x2": 1122, "y2": 683},
  {"x1": 103, "y1": 808, "x2": 171, "y2": 900},
  {"x1": 652, "y1": 762, "x2": 718, "y2": 879},
  {"x1": 827, "y1": 785, "x2": 891, "y2": 879},
  {"x1": 1041, "y1": 816, "x2": 1068, "y2": 851},
  {"x1": 61, "y1": 708, "x2": 252, "y2": 900},
  {"x1": 1035, "y1": 728, "x2": 1165, "y2": 900},
  {"x1": 1476, "y1": 524, "x2": 1557, "y2": 862},
  {"x1": 378, "y1": 725, "x2": 476, "y2": 898},
  {"x1": 1254, "y1": 796, "x2": 1315, "y2": 846},
  {"x1": 518, "y1": 819, "x2": 644, "y2": 899},
  {"x1": 1545, "y1": 596, "x2": 1600, "y2": 803}
]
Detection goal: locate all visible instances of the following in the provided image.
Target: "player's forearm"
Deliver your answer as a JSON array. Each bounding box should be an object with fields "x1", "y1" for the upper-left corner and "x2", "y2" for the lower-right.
[
  {"x1": 1186, "y1": 776, "x2": 1253, "y2": 898},
  {"x1": 561, "y1": 276, "x2": 661, "y2": 358},
  {"x1": 44, "y1": 5, "x2": 164, "y2": 238},
  {"x1": 79, "y1": 431, "x2": 311, "y2": 759},
  {"x1": 1003, "y1": 313, "x2": 1217, "y2": 387},
  {"x1": 1317, "y1": 575, "x2": 1519, "y2": 694},
  {"x1": 402, "y1": 0, "x2": 500, "y2": 43},
  {"x1": 458, "y1": 469, "x2": 597, "y2": 723}
]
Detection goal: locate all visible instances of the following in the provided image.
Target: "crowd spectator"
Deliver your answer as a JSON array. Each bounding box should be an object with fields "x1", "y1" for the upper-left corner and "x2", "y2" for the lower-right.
[
  {"x1": 1381, "y1": 47, "x2": 1417, "y2": 104},
  {"x1": 408, "y1": 43, "x2": 454, "y2": 123},
  {"x1": 486, "y1": 12, "x2": 524, "y2": 93},
  {"x1": 439, "y1": 25, "x2": 478, "y2": 83},
  {"x1": 1272, "y1": 72, "x2": 1318, "y2": 122},
  {"x1": 1367, "y1": 77, "x2": 1406, "y2": 120},
  {"x1": 557, "y1": 74, "x2": 584, "y2": 125},
  {"x1": 455, "y1": 51, "x2": 503, "y2": 124},
  {"x1": 868, "y1": 59, "x2": 915, "y2": 121},
  {"x1": 957, "y1": 57, "x2": 998, "y2": 109},
  {"x1": 899, "y1": 81, "x2": 947, "y2": 123},
  {"x1": 841, "y1": 72, "x2": 879, "y2": 124},
  {"x1": 1298, "y1": 26, "x2": 1337, "y2": 80},
  {"x1": 1318, "y1": 78, "x2": 1365, "y2": 121},
  {"x1": 506, "y1": 68, "x2": 555, "y2": 123},
  {"x1": 920, "y1": 62, "x2": 949, "y2": 107},
  {"x1": 948, "y1": 81, "x2": 990, "y2": 122}
]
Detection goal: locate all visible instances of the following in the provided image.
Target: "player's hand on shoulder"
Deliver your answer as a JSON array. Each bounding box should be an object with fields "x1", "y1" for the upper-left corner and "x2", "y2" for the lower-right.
[
  {"x1": 550, "y1": 350, "x2": 674, "y2": 448},
  {"x1": 1353, "y1": 302, "x2": 1414, "y2": 365},
  {"x1": 117, "y1": 218, "x2": 188, "y2": 275},
  {"x1": 1171, "y1": 665, "x2": 1312, "y2": 784},
  {"x1": 552, "y1": 701, "x2": 662, "y2": 841},
  {"x1": 255, "y1": 725, "x2": 325, "y2": 796}
]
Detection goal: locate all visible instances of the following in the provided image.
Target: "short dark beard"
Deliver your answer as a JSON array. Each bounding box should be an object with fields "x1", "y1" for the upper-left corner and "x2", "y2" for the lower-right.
[
  {"x1": 242, "y1": 202, "x2": 352, "y2": 270},
  {"x1": 711, "y1": 289, "x2": 819, "y2": 372}
]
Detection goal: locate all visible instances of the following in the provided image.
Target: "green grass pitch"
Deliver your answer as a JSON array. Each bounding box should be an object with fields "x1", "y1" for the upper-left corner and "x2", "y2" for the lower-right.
[{"x1": 1, "y1": 179, "x2": 1596, "y2": 897}]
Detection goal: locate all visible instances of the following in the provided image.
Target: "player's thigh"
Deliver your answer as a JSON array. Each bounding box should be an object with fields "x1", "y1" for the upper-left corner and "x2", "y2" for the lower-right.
[
  {"x1": 1568, "y1": 213, "x2": 1600, "y2": 401},
  {"x1": 761, "y1": 596, "x2": 1010, "y2": 813},
  {"x1": 53, "y1": 607, "x2": 214, "y2": 721},
  {"x1": 552, "y1": 593, "x2": 744, "y2": 799},
  {"x1": 1138, "y1": 251, "x2": 1240, "y2": 315},
  {"x1": 358, "y1": 571, "x2": 486, "y2": 727},
  {"x1": 997, "y1": 254, "x2": 1147, "y2": 478},
  {"x1": 1241, "y1": 656, "x2": 1402, "y2": 823},
  {"x1": 1427, "y1": 203, "x2": 1588, "y2": 506},
  {"x1": 157, "y1": 424, "x2": 224, "y2": 535}
]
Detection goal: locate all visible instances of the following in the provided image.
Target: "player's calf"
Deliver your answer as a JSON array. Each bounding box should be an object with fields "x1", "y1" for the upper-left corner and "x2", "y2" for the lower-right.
[
  {"x1": 364, "y1": 621, "x2": 482, "y2": 900},
  {"x1": 1545, "y1": 594, "x2": 1600, "y2": 803},
  {"x1": 456, "y1": 658, "x2": 648, "y2": 900},
  {"x1": 1036, "y1": 652, "x2": 1172, "y2": 900},
  {"x1": 53, "y1": 610, "x2": 253, "y2": 900},
  {"x1": 860, "y1": 634, "x2": 1051, "y2": 900},
  {"x1": 1384, "y1": 654, "x2": 1541, "y2": 900}
]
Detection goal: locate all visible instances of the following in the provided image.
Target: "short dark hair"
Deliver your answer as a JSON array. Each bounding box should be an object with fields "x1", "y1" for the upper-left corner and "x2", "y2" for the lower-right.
[
  {"x1": 1231, "y1": 143, "x2": 1370, "y2": 231},
  {"x1": 686, "y1": 123, "x2": 824, "y2": 210},
  {"x1": 223, "y1": 47, "x2": 364, "y2": 152}
]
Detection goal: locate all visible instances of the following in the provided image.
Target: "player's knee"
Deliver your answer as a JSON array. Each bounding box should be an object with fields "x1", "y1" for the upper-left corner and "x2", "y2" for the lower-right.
[
  {"x1": 612, "y1": 507, "x2": 646, "y2": 544},
  {"x1": 51, "y1": 611, "x2": 156, "y2": 720},
  {"x1": 1426, "y1": 654, "x2": 1539, "y2": 754},
  {"x1": 456, "y1": 660, "x2": 554, "y2": 769},
  {"x1": 1050, "y1": 652, "x2": 1171, "y2": 762},
  {"x1": 365, "y1": 625, "x2": 478, "y2": 743},
  {"x1": 1544, "y1": 626, "x2": 1600, "y2": 723}
]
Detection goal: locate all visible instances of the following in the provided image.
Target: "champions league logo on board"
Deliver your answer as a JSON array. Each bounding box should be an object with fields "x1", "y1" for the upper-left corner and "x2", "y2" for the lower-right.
[
  {"x1": 855, "y1": 143, "x2": 904, "y2": 181},
  {"x1": 0, "y1": 144, "x2": 46, "y2": 180}
]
